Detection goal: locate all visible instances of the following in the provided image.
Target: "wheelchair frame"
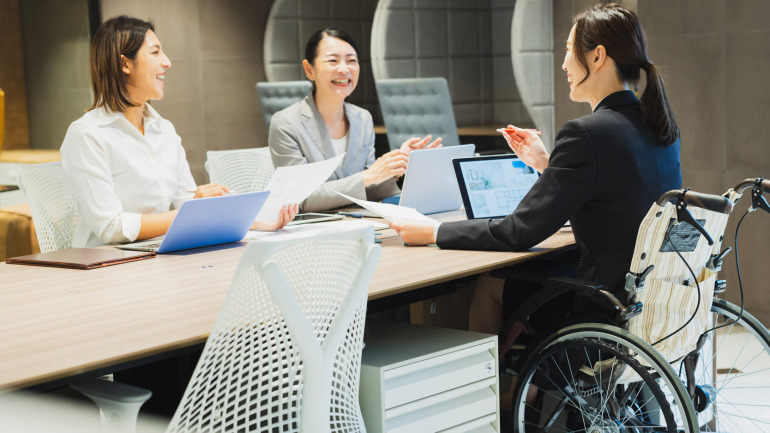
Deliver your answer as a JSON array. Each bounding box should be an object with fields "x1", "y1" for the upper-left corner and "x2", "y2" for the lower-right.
[{"x1": 497, "y1": 178, "x2": 770, "y2": 433}]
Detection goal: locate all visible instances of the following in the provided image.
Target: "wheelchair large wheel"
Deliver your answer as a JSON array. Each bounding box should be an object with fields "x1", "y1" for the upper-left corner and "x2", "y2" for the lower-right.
[
  {"x1": 680, "y1": 298, "x2": 770, "y2": 432},
  {"x1": 511, "y1": 323, "x2": 697, "y2": 433}
]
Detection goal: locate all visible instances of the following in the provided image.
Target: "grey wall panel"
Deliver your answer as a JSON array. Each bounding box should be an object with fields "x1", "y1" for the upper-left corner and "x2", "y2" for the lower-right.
[
  {"x1": 511, "y1": 0, "x2": 554, "y2": 148},
  {"x1": 263, "y1": 0, "x2": 379, "y2": 115},
  {"x1": 372, "y1": 0, "x2": 532, "y2": 128}
]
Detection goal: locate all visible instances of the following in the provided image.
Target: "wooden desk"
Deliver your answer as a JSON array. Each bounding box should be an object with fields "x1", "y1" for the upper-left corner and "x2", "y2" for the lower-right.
[{"x1": 0, "y1": 226, "x2": 574, "y2": 390}]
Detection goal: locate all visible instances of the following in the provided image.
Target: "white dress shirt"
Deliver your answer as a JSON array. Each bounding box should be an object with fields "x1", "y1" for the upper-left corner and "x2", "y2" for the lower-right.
[
  {"x1": 61, "y1": 104, "x2": 196, "y2": 247},
  {"x1": 330, "y1": 133, "x2": 348, "y2": 156}
]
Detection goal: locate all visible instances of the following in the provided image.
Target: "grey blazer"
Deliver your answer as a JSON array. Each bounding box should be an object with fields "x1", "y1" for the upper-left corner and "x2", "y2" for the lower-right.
[{"x1": 269, "y1": 95, "x2": 399, "y2": 212}]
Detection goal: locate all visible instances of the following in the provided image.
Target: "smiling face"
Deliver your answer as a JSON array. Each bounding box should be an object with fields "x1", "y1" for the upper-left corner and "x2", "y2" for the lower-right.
[
  {"x1": 562, "y1": 25, "x2": 589, "y2": 103},
  {"x1": 122, "y1": 30, "x2": 171, "y2": 104},
  {"x1": 303, "y1": 36, "x2": 359, "y2": 101}
]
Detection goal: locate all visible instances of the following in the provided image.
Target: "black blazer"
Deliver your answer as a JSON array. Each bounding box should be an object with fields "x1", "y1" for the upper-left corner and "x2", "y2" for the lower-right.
[{"x1": 437, "y1": 91, "x2": 682, "y2": 297}]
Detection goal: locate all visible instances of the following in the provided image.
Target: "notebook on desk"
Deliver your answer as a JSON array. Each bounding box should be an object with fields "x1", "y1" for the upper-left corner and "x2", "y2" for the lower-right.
[
  {"x1": 398, "y1": 144, "x2": 475, "y2": 214},
  {"x1": 6, "y1": 248, "x2": 155, "y2": 269},
  {"x1": 453, "y1": 154, "x2": 539, "y2": 220},
  {"x1": 116, "y1": 191, "x2": 270, "y2": 253}
]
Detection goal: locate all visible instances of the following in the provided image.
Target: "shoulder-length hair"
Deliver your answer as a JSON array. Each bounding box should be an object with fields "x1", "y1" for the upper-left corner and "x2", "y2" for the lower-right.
[{"x1": 89, "y1": 16, "x2": 153, "y2": 113}]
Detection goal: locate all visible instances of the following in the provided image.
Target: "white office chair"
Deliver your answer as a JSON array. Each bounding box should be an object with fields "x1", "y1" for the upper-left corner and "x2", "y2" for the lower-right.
[
  {"x1": 167, "y1": 226, "x2": 381, "y2": 433},
  {"x1": 205, "y1": 148, "x2": 274, "y2": 193},
  {"x1": 18, "y1": 162, "x2": 79, "y2": 252},
  {"x1": 18, "y1": 162, "x2": 152, "y2": 433}
]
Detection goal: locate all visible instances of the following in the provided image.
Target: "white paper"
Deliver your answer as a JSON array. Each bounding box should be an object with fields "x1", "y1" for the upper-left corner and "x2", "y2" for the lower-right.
[
  {"x1": 256, "y1": 154, "x2": 345, "y2": 221},
  {"x1": 333, "y1": 191, "x2": 437, "y2": 224},
  {"x1": 246, "y1": 219, "x2": 383, "y2": 240}
]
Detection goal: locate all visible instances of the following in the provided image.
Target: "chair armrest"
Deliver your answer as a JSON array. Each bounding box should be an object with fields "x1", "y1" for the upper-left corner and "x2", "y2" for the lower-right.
[
  {"x1": 489, "y1": 266, "x2": 548, "y2": 285},
  {"x1": 546, "y1": 276, "x2": 603, "y2": 297}
]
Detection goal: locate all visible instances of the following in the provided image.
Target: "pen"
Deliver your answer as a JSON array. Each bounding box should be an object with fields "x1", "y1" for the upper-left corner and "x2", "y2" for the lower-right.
[
  {"x1": 495, "y1": 127, "x2": 542, "y2": 135},
  {"x1": 337, "y1": 211, "x2": 363, "y2": 218}
]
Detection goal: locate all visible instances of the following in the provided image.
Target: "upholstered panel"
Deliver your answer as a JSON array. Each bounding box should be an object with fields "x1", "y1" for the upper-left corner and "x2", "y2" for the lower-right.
[
  {"x1": 256, "y1": 81, "x2": 313, "y2": 129},
  {"x1": 371, "y1": 0, "x2": 532, "y2": 127},
  {"x1": 375, "y1": 77, "x2": 461, "y2": 150},
  {"x1": 511, "y1": 0, "x2": 555, "y2": 148},
  {"x1": 263, "y1": 0, "x2": 379, "y2": 116}
]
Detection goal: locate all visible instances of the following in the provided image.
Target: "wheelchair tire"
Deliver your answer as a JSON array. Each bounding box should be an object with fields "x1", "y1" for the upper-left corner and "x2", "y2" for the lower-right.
[
  {"x1": 510, "y1": 323, "x2": 697, "y2": 433},
  {"x1": 680, "y1": 298, "x2": 770, "y2": 433}
]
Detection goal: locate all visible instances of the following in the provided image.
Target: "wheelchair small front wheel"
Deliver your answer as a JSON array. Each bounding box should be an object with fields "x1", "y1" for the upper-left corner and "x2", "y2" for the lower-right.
[{"x1": 511, "y1": 324, "x2": 697, "y2": 433}]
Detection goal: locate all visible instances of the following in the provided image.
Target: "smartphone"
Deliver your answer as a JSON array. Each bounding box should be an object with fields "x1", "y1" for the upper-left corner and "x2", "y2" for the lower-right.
[{"x1": 287, "y1": 212, "x2": 344, "y2": 226}]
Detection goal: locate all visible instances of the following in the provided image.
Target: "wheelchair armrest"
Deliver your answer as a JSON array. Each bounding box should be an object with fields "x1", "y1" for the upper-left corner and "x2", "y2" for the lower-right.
[
  {"x1": 546, "y1": 276, "x2": 603, "y2": 297},
  {"x1": 489, "y1": 266, "x2": 548, "y2": 285}
]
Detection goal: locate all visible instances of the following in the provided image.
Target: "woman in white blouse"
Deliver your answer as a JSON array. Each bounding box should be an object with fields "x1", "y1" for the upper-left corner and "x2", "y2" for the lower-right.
[{"x1": 62, "y1": 16, "x2": 297, "y2": 247}]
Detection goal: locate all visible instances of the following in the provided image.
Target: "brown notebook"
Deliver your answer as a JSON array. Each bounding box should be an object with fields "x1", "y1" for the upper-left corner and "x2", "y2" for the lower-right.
[{"x1": 6, "y1": 248, "x2": 156, "y2": 269}]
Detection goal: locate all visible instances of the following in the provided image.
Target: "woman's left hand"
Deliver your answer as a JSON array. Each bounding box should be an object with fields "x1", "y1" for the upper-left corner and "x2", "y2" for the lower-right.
[
  {"x1": 390, "y1": 221, "x2": 437, "y2": 245},
  {"x1": 400, "y1": 135, "x2": 443, "y2": 155},
  {"x1": 251, "y1": 204, "x2": 299, "y2": 231}
]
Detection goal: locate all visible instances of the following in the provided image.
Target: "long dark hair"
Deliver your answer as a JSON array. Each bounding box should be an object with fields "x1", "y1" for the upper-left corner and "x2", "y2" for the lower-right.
[
  {"x1": 89, "y1": 16, "x2": 154, "y2": 112},
  {"x1": 304, "y1": 27, "x2": 359, "y2": 65},
  {"x1": 573, "y1": 3, "x2": 678, "y2": 145}
]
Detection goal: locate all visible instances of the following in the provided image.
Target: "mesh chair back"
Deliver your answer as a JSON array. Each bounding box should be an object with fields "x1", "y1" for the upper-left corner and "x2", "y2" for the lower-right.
[
  {"x1": 167, "y1": 226, "x2": 381, "y2": 433},
  {"x1": 206, "y1": 148, "x2": 274, "y2": 193},
  {"x1": 18, "y1": 162, "x2": 79, "y2": 252},
  {"x1": 626, "y1": 191, "x2": 735, "y2": 363},
  {"x1": 375, "y1": 77, "x2": 461, "y2": 150},
  {"x1": 257, "y1": 81, "x2": 313, "y2": 129}
]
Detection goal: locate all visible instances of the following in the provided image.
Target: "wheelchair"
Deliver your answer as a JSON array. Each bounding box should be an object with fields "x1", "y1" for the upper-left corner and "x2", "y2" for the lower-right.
[{"x1": 494, "y1": 178, "x2": 770, "y2": 433}]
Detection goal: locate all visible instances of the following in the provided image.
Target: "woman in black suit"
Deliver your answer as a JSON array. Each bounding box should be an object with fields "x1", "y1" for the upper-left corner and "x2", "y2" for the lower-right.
[{"x1": 392, "y1": 3, "x2": 682, "y2": 331}]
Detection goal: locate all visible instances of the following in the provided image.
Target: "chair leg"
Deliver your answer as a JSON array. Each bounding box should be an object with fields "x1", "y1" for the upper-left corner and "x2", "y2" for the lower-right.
[{"x1": 70, "y1": 377, "x2": 152, "y2": 433}]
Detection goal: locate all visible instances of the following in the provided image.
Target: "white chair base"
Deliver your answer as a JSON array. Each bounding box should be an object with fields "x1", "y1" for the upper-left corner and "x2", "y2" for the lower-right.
[{"x1": 70, "y1": 378, "x2": 152, "y2": 433}]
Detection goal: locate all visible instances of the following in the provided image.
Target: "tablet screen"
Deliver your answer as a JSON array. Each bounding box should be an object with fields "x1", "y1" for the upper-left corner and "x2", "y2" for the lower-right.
[{"x1": 455, "y1": 156, "x2": 538, "y2": 219}]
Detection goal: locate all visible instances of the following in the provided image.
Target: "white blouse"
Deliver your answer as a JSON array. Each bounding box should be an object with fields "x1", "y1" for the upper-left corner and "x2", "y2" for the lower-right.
[{"x1": 61, "y1": 104, "x2": 196, "y2": 247}]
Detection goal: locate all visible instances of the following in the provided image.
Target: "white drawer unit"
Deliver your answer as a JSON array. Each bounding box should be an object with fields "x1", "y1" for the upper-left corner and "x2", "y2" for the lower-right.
[{"x1": 360, "y1": 321, "x2": 499, "y2": 433}]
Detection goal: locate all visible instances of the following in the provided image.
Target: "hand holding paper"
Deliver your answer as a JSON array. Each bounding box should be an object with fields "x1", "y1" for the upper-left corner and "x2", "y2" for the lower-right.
[{"x1": 256, "y1": 154, "x2": 345, "y2": 221}]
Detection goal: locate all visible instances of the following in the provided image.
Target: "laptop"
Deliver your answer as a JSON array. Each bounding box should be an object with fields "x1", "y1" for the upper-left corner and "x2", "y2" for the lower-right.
[
  {"x1": 398, "y1": 144, "x2": 476, "y2": 214},
  {"x1": 453, "y1": 154, "x2": 539, "y2": 220},
  {"x1": 116, "y1": 191, "x2": 270, "y2": 253}
]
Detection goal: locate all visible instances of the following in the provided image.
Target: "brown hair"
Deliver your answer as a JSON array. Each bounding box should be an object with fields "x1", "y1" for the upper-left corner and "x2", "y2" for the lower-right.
[
  {"x1": 573, "y1": 3, "x2": 678, "y2": 145},
  {"x1": 89, "y1": 16, "x2": 154, "y2": 113}
]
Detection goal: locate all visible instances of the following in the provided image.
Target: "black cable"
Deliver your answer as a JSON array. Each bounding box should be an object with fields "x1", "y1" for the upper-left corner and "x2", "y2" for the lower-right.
[
  {"x1": 702, "y1": 210, "x2": 749, "y2": 335},
  {"x1": 651, "y1": 222, "x2": 702, "y2": 348}
]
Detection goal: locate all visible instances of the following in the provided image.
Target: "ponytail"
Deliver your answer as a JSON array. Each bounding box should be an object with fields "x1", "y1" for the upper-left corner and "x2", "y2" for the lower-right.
[
  {"x1": 639, "y1": 62, "x2": 679, "y2": 146},
  {"x1": 572, "y1": 4, "x2": 680, "y2": 147}
]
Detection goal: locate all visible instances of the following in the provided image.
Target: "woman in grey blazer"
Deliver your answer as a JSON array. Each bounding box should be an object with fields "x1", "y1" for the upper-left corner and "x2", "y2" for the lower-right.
[{"x1": 269, "y1": 28, "x2": 440, "y2": 212}]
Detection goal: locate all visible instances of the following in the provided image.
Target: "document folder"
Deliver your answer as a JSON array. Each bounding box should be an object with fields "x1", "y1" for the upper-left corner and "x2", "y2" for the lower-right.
[{"x1": 6, "y1": 248, "x2": 156, "y2": 269}]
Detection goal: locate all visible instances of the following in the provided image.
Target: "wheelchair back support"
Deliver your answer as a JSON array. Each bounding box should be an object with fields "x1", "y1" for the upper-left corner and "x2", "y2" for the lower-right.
[{"x1": 626, "y1": 190, "x2": 737, "y2": 363}]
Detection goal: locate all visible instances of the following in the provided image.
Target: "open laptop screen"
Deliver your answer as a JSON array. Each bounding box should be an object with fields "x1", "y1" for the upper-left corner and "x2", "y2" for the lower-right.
[
  {"x1": 399, "y1": 144, "x2": 476, "y2": 214},
  {"x1": 453, "y1": 154, "x2": 539, "y2": 219}
]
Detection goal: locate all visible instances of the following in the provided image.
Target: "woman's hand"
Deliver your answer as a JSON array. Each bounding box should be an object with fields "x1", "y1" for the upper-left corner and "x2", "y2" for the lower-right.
[
  {"x1": 502, "y1": 125, "x2": 550, "y2": 173},
  {"x1": 399, "y1": 135, "x2": 443, "y2": 155},
  {"x1": 390, "y1": 221, "x2": 437, "y2": 245},
  {"x1": 251, "y1": 204, "x2": 299, "y2": 231},
  {"x1": 194, "y1": 183, "x2": 230, "y2": 198},
  {"x1": 362, "y1": 149, "x2": 408, "y2": 186}
]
